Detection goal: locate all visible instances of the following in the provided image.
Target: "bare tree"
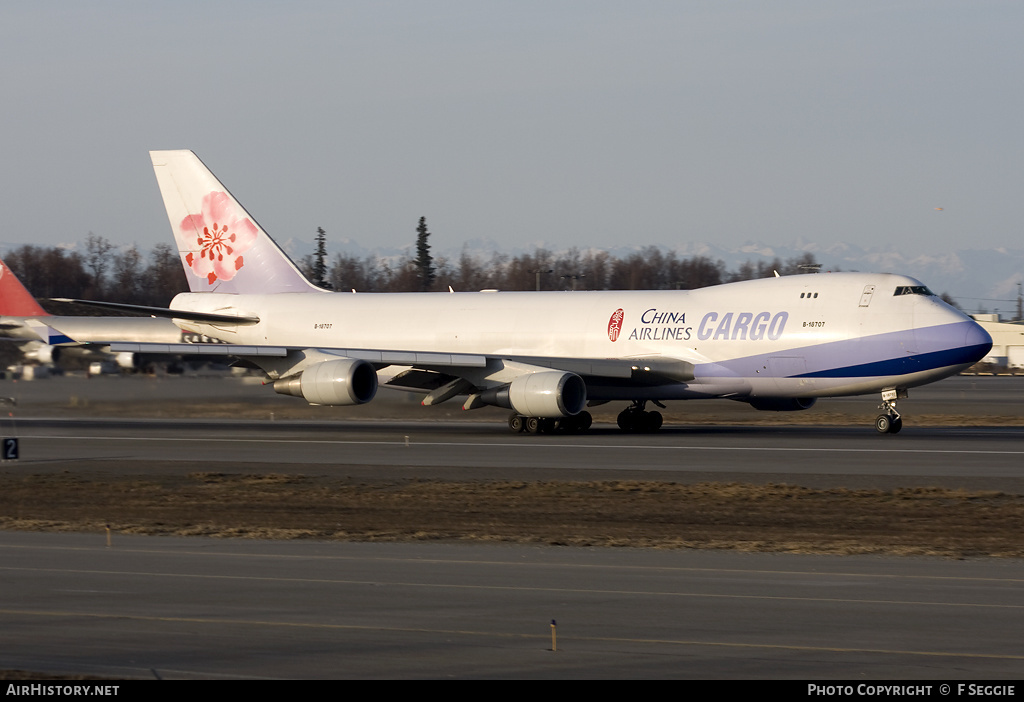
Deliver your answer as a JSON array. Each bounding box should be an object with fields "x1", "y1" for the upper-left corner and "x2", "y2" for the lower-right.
[
  {"x1": 111, "y1": 245, "x2": 143, "y2": 303},
  {"x1": 84, "y1": 232, "x2": 114, "y2": 298},
  {"x1": 144, "y1": 243, "x2": 188, "y2": 305}
]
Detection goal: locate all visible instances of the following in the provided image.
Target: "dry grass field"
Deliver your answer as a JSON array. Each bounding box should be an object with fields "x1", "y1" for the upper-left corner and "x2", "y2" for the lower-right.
[{"x1": 2, "y1": 374, "x2": 1023, "y2": 558}]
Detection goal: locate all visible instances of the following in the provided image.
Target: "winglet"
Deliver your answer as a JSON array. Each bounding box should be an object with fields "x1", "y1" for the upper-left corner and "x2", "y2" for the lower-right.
[
  {"x1": 149, "y1": 150, "x2": 322, "y2": 295},
  {"x1": 0, "y1": 258, "x2": 51, "y2": 317}
]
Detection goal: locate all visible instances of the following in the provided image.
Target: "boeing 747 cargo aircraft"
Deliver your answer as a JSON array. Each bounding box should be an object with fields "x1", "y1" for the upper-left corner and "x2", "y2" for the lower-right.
[{"x1": 106, "y1": 150, "x2": 991, "y2": 434}]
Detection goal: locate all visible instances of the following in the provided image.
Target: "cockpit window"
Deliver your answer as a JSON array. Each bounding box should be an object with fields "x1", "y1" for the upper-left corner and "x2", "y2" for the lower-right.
[{"x1": 893, "y1": 285, "x2": 934, "y2": 296}]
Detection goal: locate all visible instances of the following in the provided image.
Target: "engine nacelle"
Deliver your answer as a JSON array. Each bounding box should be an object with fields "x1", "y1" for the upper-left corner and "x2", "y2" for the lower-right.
[
  {"x1": 481, "y1": 371, "x2": 587, "y2": 418},
  {"x1": 115, "y1": 352, "x2": 137, "y2": 370},
  {"x1": 748, "y1": 397, "x2": 817, "y2": 412},
  {"x1": 23, "y1": 344, "x2": 59, "y2": 364},
  {"x1": 273, "y1": 358, "x2": 378, "y2": 406}
]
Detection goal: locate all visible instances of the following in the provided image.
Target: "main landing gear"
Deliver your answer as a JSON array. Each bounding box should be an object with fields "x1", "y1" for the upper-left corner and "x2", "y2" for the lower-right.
[
  {"x1": 508, "y1": 400, "x2": 667, "y2": 434},
  {"x1": 875, "y1": 388, "x2": 905, "y2": 434},
  {"x1": 508, "y1": 411, "x2": 593, "y2": 434},
  {"x1": 616, "y1": 400, "x2": 664, "y2": 433}
]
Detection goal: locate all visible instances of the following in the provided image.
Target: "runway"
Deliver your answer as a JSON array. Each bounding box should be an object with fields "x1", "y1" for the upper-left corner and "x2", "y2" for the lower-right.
[
  {"x1": 1, "y1": 373, "x2": 1023, "y2": 678},
  {"x1": 6, "y1": 417, "x2": 1024, "y2": 491},
  {"x1": 2, "y1": 532, "x2": 1023, "y2": 679}
]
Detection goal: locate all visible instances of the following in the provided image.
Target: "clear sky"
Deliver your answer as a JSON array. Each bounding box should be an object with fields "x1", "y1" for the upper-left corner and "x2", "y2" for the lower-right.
[{"x1": 1, "y1": 1, "x2": 1021, "y2": 258}]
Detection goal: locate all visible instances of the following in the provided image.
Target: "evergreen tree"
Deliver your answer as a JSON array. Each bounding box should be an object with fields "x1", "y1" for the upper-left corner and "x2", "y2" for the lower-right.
[
  {"x1": 415, "y1": 217, "x2": 436, "y2": 292},
  {"x1": 312, "y1": 226, "x2": 330, "y2": 288}
]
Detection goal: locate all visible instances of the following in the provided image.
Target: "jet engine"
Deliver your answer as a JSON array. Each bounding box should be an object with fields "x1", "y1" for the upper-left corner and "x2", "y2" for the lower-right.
[
  {"x1": 23, "y1": 344, "x2": 59, "y2": 364},
  {"x1": 115, "y1": 352, "x2": 138, "y2": 370},
  {"x1": 273, "y1": 358, "x2": 378, "y2": 406},
  {"x1": 748, "y1": 397, "x2": 817, "y2": 412},
  {"x1": 481, "y1": 371, "x2": 587, "y2": 418}
]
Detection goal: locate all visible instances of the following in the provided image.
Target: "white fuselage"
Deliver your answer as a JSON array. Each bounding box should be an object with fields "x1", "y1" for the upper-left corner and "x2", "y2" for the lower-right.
[{"x1": 168, "y1": 272, "x2": 990, "y2": 403}]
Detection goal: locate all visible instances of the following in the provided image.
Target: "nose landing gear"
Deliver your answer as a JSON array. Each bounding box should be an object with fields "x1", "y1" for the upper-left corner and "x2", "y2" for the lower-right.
[{"x1": 875, "y1": 388, "x2": 906, "y2": 434}]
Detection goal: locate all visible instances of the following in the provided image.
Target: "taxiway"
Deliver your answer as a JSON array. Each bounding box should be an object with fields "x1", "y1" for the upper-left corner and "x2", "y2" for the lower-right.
[{"x1": 2, "y1": 532, "x2": 1023, "y2": 679}]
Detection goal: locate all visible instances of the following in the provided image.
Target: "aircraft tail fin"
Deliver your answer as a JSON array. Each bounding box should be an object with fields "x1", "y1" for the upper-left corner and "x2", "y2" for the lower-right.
[
  {"x1": 149, "y1": 150, "x2": 322, "y2": 295},
  {"x1": 0, "y1": 258, "x2": 51, "y2": 317}
]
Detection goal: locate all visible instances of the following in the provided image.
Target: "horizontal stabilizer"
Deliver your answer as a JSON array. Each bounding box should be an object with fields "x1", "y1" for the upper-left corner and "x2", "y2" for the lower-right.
[{"x1": 50, "y1": 299, "x2": 260, "y2": 325}]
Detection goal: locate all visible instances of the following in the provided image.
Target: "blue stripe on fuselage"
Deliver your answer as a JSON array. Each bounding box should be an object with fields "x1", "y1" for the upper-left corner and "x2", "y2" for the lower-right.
[
  {"x1": 695, "y1": 320, "x2": 990, "y2": 380},
  {"x1": 795, "y1": 342, "x2": 991, "y2": 378}
]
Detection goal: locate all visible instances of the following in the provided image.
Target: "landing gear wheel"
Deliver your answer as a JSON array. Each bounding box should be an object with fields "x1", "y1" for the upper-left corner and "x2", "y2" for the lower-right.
[
  {"x1": 875, "y1": 414, "x2": 903, "y2": 434},
  {"x1": 519, "y1": 414, "x2": 590, "y2": 435},
  {"x1": 576, "y1": 411, "x2": 593, "y2": 432},
  {"x1": 875, "y1": 389, "x2": 905, "y2": 435},
  {"x1": 559, "y1": 411, "x2": 593, "y2": 434},
  {"x1": 646, "y1": 411, "x2": 663, "y2": 432},
  {"x1": 617, "y1": 403, "x2": 664, "y2": 433},
  {"x1": 617, "y1": 409, "x2": 635, "y2": 431}
]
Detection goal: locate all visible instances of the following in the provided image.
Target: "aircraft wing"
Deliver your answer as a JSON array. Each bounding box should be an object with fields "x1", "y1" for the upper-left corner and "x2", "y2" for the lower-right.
[
  {"x1": 110, "y1": 342, "x2": 695, "y2": 381},
  {"x1": 110, "y1": 341, "x2": 698, "y2": 407},
  {"x1": 111, "y1": 342, "x2": 289, "y2": 358}
]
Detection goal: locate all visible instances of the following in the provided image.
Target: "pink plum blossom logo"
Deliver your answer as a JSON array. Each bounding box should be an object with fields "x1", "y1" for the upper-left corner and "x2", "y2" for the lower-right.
[{"x1": 179, "y1": 191, "x2": 258, "y2": 285}]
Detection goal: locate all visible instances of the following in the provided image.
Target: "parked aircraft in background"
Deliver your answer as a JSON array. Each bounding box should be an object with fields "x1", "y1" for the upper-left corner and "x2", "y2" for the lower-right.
[
  {"x1": 109, "y1": 150, "x2": 990, "y2": 434},
  {"x1": 0, "y1": 256, "x2": 214, "y2": 372}
]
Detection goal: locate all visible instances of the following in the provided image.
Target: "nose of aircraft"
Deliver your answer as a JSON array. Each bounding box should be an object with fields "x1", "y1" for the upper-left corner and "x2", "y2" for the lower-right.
[
  {"x1": 960, "y1": 318, "x2": 993, "y2": 365},
  {"x1": 912, "y1": 305, "x2": 992, "y2": 369}
]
